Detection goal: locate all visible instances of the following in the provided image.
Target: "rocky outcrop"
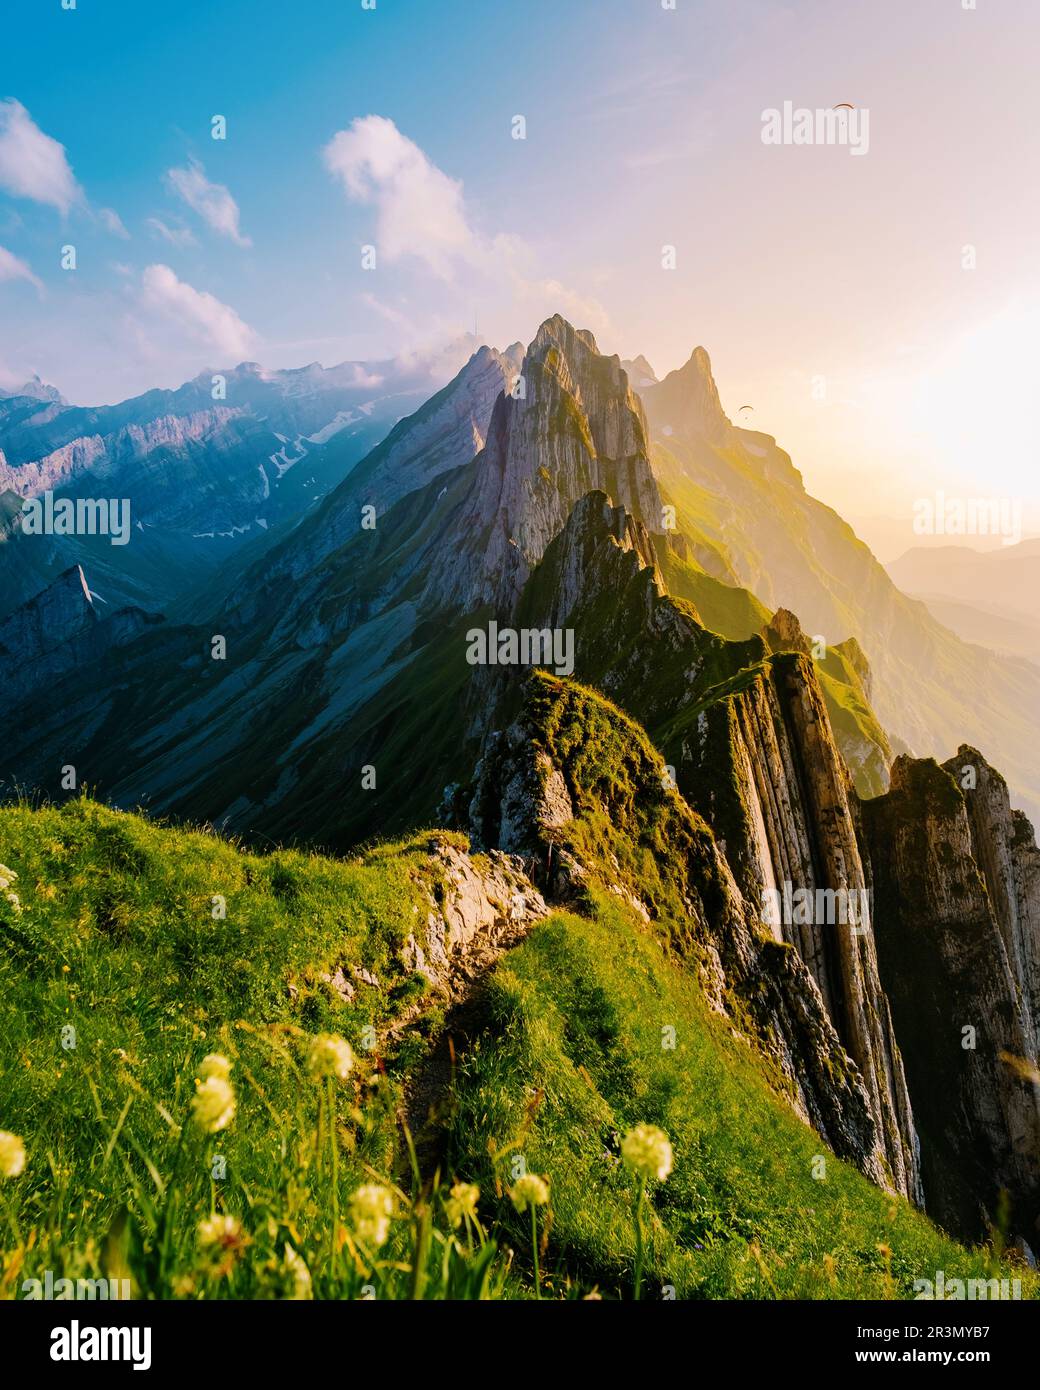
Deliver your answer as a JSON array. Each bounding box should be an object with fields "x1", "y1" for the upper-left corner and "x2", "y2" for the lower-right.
[
  {"x1": 863, "y1": 755, "x2": 1040, "y2": 1247},
  {"x1": 761, "y1": 609, "x2": 891, "y2": 798},
  {"x1": 401, "y1": 837, "x2": 548, "y2": 999},
  {"x1": 944, "y1": 747, "x2": 1040, "y2": 1057},
  {"x1": 458, "y1": 672, "x2": 897, "y2": 1191},
  {"x1": 495, "y1": 490, "x2": 923, "y2": 1200}
]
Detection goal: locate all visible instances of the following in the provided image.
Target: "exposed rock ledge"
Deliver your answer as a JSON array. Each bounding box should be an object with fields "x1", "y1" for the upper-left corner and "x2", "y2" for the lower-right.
[{"x1": 400, "y1": 837, "x2": 548, "y2": 1000}]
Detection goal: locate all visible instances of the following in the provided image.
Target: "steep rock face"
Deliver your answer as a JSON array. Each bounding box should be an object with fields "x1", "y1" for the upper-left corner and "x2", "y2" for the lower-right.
[
  {"x1": 459, "y1": 673, "x2": 893, "y2": 1190},
  {"x1": 427, "y1": 316, "x2": 665, "y2": 613},
  {"x1": 499, "y1": 494, "x2": 922, "y2": 1201},
  {"x1": 401, "y1": 838, "x2": 548, "y2": 1000},
  {"x1": 0, "y1": 566, "x2": 160, "y2": 706},
  {"x1": 643, "y1": 345, "x2": 733, "y2": 447},
  {"x1": 522, "y1": 491, "x2": 663, "y2": 631},
  {"x1": 0, "y1": 564, "x2": 98, "y2": 657},
  {"x1": 943, "y1": 747, "x2": 1040, "y2": 1058},
  {"x1": 761, "y1": 609, "x2": 891, "y2": 797},
  {"x1": 0, "y1": 434, "x2": 108, "y2": 498},
  {"x1": 223, "y1": 345, "x2": 518, "y2": 626},
  {"x1": 862, "y1": 757, "x2": 1040, "y2": 1246},
  {"x1": 752, "y1": 656, "x2": 919, "y2": 1202}
]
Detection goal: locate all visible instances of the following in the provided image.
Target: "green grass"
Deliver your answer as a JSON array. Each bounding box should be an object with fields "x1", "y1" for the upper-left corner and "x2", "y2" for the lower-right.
[
  {"x1": 0, "y1": 795, "x2": 1032, "y2": 1300},
  {"x1": 655, "y1": 533, "x2": 770, "y2": 642},
  {"x1": 445, "y1": 897, "x2": 1036, "y2": 1299},
  {"x1": 0, "y1": 797, "x2": 509, "y2": 1298}
]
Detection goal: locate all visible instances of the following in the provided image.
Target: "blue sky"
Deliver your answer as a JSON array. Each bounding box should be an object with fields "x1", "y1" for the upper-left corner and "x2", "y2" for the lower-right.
[
  {"x1": 2, "y1": 0, "x2": 662, "y2": 394},
  {"x1": 2, "y1": 0, "x2": 1038, "y2": 531}
]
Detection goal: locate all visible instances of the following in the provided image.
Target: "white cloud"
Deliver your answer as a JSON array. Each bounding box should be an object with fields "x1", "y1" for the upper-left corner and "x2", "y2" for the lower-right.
[
  {"x1": 166, "y1": 158, "x2": 251, "y2": 246},
  {"x1": 0, "y1": 99, "x2": 83, "y2": 214},
  {"x1": 323, "y1": 116, "x2": 479, "y2": 278},
  {"x1": 0, "y1": 244, "x2": 42, "y2": 292},
  {"x1": 146, "y1": 216, "x2": 197, "y2": 247},
  {"x1": 140, "y1": 263, "x2": 256, "y2": 359},
  {"x1": 323, "y1": 117, "x2": 613, "y2": 346},
  {"x1": 99, "y1": 207, "x2": 130, "y2": 239},
  {"x1": 360, "y1": 290, "x2": 417, "y2": 333}
]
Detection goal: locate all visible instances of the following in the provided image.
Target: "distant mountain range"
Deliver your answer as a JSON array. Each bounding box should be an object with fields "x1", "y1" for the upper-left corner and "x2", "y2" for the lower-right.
[
  {"x1": 0, "y1": 336, "x2": 492, "y2": 623},
  {"x1": 886, "y1": 540, "x2": 1040, "y2": 665}
]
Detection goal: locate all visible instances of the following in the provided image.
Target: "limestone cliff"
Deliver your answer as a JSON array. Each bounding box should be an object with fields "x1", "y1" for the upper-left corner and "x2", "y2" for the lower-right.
[
  {"x1": 863, "y1": 754, "x2": 1040, "y2": 1248},
  {"x1": 463, "y1": 495, "x2": 922, "y2": 1202},
  {"x1": 426, "y1": 315, "x2": 665, "y2": 613},
  {"x1": 459, "y1": 672, "x2": 892, "y2": 1190}
]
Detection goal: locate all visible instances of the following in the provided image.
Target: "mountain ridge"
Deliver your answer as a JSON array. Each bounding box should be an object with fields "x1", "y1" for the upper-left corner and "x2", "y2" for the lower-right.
[{"x1": 3, "y1": 312, "x2": 1040, "y2": 1252}]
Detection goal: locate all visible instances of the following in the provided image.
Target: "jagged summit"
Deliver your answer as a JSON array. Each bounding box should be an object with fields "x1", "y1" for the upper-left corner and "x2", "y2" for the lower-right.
[
  {"x1": 641, "y1": 344, "x2": 733, "y2": 445},
  {"x1": 529, "y1": 313, "x2": 601, "y2": 357},
  {"x1": 427, "y1": 313, "x2": 665, "y2": 611},
  {"x1": 621, "y1": 354, "x2": 658, "y2": 389},
  {"x1": 0, "y1": 374, "x2": 66, "y2": 406}
]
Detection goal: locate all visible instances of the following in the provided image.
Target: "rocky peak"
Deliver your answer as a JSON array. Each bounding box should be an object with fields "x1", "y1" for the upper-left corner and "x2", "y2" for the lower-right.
[
  {"x1": 764, "y1": 606, "x2": 811, "y2": 654},
  {"x1": 523, "y1": 315, "x2": 651, "y2": 461},
  {"x1": 458, "y1": 672, "x2": 898, "y2": 1191},
  {"x1": 430, "y1": 316, "x2": 665, "y2": 612},
  {"x1": 524, "y1": 490, "x2": 663, "y2": 629},
  {"x1": 0, "y1": 374, "x2": 66, "y2": 406},
  {"x1": 621, "y1": 355, "x2": 658, "y2": 389},
  {"x1": 0, "y1": 564, "x2": 96, "y2": 663},
  {"x1": 641, "y1": 344, "x2": 733, "y2": 446}
]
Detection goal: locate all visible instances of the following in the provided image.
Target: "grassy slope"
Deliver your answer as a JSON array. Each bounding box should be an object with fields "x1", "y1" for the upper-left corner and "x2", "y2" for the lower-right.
[
  {"x1": 0, "y1": 795, "x2": 1030, "y2": 1299},
  {"x1": 448, "y1": 898, "x2": 1020, "y2": 1299},
  {"x1": 0, "y1": 798, "x2": 481, "y2": 1298}
]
